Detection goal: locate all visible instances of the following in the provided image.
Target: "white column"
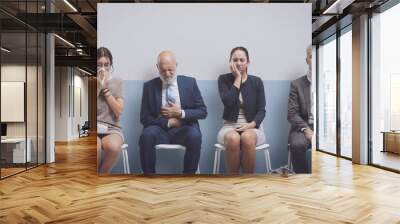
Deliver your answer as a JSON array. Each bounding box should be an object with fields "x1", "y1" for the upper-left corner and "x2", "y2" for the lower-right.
[
  {"x1": 45, "y1": 0, "x2": 56, "y2": 163},
  {"x1": 352, "y1": 14, "x2": 369, "y2": 164},
  {"x1": 46, "y1": 32, "x2": 55, "y2": 163}
]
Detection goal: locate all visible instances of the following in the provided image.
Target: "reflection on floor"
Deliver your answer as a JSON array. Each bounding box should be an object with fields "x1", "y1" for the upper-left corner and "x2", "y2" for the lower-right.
[
  {"x1": 0, "y1": 162, "x2": 41, "y2": 179},
  {"x1": 0, "y1": 167, "x2": 25, "y2": 178},
  {"x1": 373, "y1": 150, "x2": 400, "y2": 171},
  {"x1": 341, "y1": 147, "x2": 352, "y2": 158}
]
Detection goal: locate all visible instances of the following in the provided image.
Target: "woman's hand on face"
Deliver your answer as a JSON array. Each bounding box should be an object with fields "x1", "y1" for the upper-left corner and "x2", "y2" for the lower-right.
[
  {"x1": 230, "y1": 62, "x2": 241, "y2": 79},
  {"x1": 231, "y1": 62, "x2": 242, "y2": 89},
  {"x1": 236, "y1": 121, "x2": 257, "y2": 132}
]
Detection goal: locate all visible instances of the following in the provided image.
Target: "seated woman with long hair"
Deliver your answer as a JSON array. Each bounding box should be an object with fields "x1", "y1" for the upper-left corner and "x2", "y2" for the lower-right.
[
  {"x1": 97, "y1": 47, "x2": 125, "y2": 174},
  {"x1": 217, "y1": 46, "x2": 266, "y2": 174}
]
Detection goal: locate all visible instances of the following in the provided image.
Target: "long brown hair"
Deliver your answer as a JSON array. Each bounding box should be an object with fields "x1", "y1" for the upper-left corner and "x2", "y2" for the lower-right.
[{"x1": 97, "y1": 47, "x2": 113, "y2": 65}]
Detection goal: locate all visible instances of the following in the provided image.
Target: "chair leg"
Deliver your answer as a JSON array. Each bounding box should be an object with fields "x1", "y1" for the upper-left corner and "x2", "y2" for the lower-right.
[
  {"x1": 288, "y1": 150, "x2": 292, "y2": 171},
  {"x1": 126, "y1": 150, "x2": 131, "y2": 174},
  {"x1": 213, "y1": 149, "x2": 219, "y2": 174},
  {"x1": 217, "y1": 149, "x2": 222, "y2": 174},
  {"x1": 122, "y1": 149, "x2": 130, "y2": 174},
  {"x1": 287, "y1": 144, "x2": 293, "y2": 173},
  {"x1": 122, "y1": 150, "x2": 127, "y2": 174},
  {"x1": 264, "y1": 149, "x2": 271, "y2": 174},
  {"x1": 196, "y1": 165, "x2": 200, "y2": 174}
]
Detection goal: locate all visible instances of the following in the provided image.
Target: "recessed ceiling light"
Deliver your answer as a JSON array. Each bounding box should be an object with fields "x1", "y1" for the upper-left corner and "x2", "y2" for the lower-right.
[
  {"x1": 54, "y1": 34, "x2": 75, "y2": 48},
  {"x1": 1, "y1": 47, "x2": 11, "y2": 53},
  {"x1": 322, "y1": 0, "x2": 354, "y2": 15},
  {"x1": 78, "y1": 67, "x2": 93, "y2": 76},
  {"x1": 63, "y1": 0, "x2": 78, "y2": 12}
]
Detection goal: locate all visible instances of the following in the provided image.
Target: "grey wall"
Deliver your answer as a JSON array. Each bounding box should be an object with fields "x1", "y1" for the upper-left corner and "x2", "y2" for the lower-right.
[
  {"x1": 109, "y1": 80, "x2": 292, "y2": 174},
  {"x1": 98, "y1": 3, "x2": 312, "y2": 81}
]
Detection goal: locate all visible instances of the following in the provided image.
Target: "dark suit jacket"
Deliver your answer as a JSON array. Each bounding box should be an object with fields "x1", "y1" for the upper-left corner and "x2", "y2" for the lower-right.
[
  {"x1": 287, "y1": 75, "x2": 312, "y2": 133},
  {"x1": 140, "y1": 75, "x2": 207, "y2": 130},
  {"x1": 218, "y1": 73, "x2": 266, "y2": 128}
]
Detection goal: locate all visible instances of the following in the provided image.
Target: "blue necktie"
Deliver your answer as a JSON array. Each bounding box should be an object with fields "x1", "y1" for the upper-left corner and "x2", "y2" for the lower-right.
[{"x1": 166, "y1": 84, "x2": 176, "y2": 104}]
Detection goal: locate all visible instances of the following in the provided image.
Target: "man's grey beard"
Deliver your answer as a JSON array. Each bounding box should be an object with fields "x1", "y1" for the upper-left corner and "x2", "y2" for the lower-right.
[{"x1": 160, "y1": 75, "x2": 177, "y2": 84}]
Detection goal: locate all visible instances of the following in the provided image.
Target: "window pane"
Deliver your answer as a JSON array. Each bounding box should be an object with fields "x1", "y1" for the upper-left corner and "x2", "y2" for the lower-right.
[
  {"x1": 318, "y1": 37, "x2": 337, "y2": 154},
  {"x1": 340, "y1": 29, "x2": 352, "y2": 158},
  {"x1": 371, "y1": 3, "x2": 400, "y2": 171}
]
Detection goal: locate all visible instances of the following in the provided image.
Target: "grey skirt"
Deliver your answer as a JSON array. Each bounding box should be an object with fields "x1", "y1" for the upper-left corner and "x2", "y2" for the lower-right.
[
  {"x1": 97, "y1": 122, "x2": 125, "y2": 143},
  {"x1": 217, "y1": 122, "x2": 266, "y2": 146}
]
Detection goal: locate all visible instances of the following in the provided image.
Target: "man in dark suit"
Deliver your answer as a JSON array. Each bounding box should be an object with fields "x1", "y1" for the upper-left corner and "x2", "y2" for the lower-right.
[
  {"x1": 287, "y1": 46, "x2": 313, "y2": 173},
  {"x1": 139, "y1": 51, "x2": 207, "y2": 174}
]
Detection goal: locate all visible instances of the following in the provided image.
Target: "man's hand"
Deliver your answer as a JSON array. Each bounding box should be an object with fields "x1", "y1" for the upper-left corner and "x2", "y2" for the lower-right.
[
  {"x1": 168, "y1": 118, "x2": 181, "y2": 128},
  {"x1": 304, "y1": 128, "x2": 314, "y2": 140},
  {"x1": 161, "y1": 102, "x2": 182, "y2": 119},
  {"x1": 236, "y1": 121, "x2": 257, "y2": 132}
]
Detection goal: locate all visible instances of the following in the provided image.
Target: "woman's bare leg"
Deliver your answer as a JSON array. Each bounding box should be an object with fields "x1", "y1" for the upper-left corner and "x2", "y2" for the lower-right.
[
  {"x1": 241, "y1": 130, "x2": 257, "y2": 173},
  {"x1": 99, "y1": 134, "x2": 123, "y2": 174},
  {"x1": 224, "y1": 131, "x2": 241, "y2": 174}
]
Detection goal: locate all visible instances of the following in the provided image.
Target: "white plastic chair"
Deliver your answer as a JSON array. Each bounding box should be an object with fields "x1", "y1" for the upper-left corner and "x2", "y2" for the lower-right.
[
  {"x1": 213, "y1": 122, "x2": 271, "y2": 174},
  {"x1": 155, "y1": 144, "x2": 200, "y2": 174},
  {"x1": 121, "y1": 144, "x2": 130, "y2": 174},
  {"x1": 213, "y1": 143, "x2": 272, "y2": 174}
]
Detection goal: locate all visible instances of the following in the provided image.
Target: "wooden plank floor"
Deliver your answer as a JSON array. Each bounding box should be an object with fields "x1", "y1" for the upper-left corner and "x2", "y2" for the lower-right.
[
  {"x1": 1, "y1": 167, "x2": 26, "y2": 178},
  {"x1": 1, "y1": 136, "x2": 400, "y2": 223}
]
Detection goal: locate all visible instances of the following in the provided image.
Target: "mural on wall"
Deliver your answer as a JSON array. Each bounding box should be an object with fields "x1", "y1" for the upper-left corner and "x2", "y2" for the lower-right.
[{"x1": 97, "y1": 3, "x2": 313, "y2": 175}]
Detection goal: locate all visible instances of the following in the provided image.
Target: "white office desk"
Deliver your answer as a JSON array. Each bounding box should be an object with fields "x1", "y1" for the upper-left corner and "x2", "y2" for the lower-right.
[{"x1": 1, "y1": 138, "x2": 31, "y2": 163}]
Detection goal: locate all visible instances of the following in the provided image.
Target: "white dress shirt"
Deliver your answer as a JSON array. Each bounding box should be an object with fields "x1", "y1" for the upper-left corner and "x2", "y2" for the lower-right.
[
  {"x1": 307, "y1": 71, "x2": 314, "y2": 125},
  {"x1": 161, "y1": 77, "x2": 181, "y2": 107},
  {"x1": 160, "y1": 76, "x2": 185, "y2": 127}
]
